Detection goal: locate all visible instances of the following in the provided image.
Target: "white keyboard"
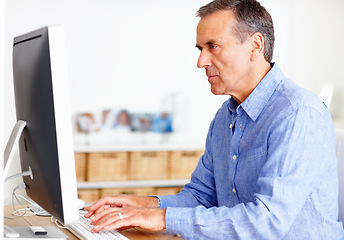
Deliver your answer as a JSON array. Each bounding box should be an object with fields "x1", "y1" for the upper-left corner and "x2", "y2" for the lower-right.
[{"x1": 67, "y1": 217, "x2": 129, "y2": 240}]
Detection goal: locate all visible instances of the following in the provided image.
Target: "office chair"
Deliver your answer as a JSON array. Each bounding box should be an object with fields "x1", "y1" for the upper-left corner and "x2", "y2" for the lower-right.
[{"x1": 336, "y1": 128, "x2": 344, "y2": 225}]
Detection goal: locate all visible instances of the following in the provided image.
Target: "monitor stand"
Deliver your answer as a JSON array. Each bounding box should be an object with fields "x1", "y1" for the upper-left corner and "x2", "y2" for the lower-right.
[
  {"x1": 3, "y1": 120, "x2": 28, "y2": 180},
  {"x1": 3, "y1": 121, "x2": 67, "y2": 239},
  {"x1": 3, "y1": 120, "x2": 33, "y2": 182}
]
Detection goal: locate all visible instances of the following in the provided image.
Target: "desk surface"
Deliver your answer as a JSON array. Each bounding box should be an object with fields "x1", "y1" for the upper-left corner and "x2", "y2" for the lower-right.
[{"x1": 4, "y1": 205, "x2": 180, "y2": 239}]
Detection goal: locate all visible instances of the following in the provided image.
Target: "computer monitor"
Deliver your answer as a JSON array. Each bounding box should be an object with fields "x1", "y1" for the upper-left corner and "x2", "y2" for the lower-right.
[{"x1": 8, "y1": 26, "x2": 79, "y2": 225}]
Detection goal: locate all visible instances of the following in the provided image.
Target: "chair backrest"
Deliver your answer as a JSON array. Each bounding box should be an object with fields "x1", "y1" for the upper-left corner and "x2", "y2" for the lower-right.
[{"x1": 336, "y1": 128, "x2": 344, "y2": 223}]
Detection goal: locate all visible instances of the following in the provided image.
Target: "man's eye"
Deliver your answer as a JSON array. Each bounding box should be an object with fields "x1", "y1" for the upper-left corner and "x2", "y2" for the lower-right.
[{"x1": 210, "y1": 45, "x2": 217, "y2": 49}]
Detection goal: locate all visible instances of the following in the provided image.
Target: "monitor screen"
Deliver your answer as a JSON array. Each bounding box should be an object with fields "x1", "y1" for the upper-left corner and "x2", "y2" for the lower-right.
[{"x1": 12, "y1": 26, "x2": 79, "y2": 225}]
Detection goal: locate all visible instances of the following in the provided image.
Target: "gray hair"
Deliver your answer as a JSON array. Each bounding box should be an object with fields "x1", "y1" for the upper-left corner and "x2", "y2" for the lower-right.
[{"x1": 197, "y1": 0, "x2": 275, "y2": 62}]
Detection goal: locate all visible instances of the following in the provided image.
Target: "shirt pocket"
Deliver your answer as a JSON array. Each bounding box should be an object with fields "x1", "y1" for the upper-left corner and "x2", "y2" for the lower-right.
[{"x1": 236, "y1": 146, "x2": 267, "y2": 203}]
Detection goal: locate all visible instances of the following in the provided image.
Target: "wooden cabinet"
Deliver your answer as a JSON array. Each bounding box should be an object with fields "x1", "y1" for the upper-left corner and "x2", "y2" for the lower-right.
[
  {"x1": 77, "y1": 189, "x2": 100, "y2": 203},
  {"x1": 87, "y1": 152, "x2": 129, "y2": 181},
  {"x1": 129, "y1": 151, "x2": 169, "y2": 180},
  {"x1": 74, "y1": 147, "x2": 204, "y2": 203},
  {"x1": 74, "y1": 153, "x2": 87, "y2": 182},
  {"x1": 168, "y1": 151, "x2": 203, "y2": 179}
]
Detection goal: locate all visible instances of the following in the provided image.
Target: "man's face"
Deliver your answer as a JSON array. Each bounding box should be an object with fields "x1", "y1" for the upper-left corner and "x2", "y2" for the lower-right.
[{"x1": 196, "y1": 11, "x2": 252, "y2": 97}]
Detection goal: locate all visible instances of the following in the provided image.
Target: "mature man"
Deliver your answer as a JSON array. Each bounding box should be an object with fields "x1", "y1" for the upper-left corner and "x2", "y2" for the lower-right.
[{"x1": 85, "y1": 0, "x2": 344, "y2": 239}]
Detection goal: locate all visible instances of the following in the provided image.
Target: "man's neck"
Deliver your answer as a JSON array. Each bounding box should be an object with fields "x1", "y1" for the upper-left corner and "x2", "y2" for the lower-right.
[{"x1": 233, "y1": 61, "x2": 271, "y2": 104}]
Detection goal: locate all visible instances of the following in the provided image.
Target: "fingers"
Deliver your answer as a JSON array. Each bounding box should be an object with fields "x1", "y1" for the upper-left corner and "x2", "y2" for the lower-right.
[
  {"x1": 90, "y1": 208, "x2": 166, "y2": 233},
  {"x1": 102, "y1": 215, "x2": 135, "y2": 232},
  {"x1": 91, "y1": 208, "x2": 136, "y2": 233},
  {"x1": 84, "y1": 204, "x2": 109, "y2": 218},
  {"x1": 84, "y1": 196, "x2": 125, "y2": 218},
  {"x1": 84, "y1": 195, "x2": 165, "y2": 233},
  {"x1": 84, "y1": 195, "x2": 158, "y2": 219},
  {"x1": 90, "y1": 206, "x2": 121, "y2": 225}
]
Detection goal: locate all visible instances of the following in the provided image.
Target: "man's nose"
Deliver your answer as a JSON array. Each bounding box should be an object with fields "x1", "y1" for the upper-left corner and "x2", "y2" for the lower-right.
[{"x1": 197, "y1": 50, "x2": 212, "y2": 68}]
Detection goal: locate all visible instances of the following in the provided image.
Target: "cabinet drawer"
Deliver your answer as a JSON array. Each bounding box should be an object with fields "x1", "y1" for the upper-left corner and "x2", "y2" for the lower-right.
[
  {"x1": 75, "y1": 153, "x2": 87, "y2": 182},
  {"x1": 78, "y1": 189, "x2": 100, "y2": 203},
  {"x1": 169, "y1": 151, "x2": 203, "y2": 179},
  {"x1": 87, "y1": 152, "x2": 129, "y2": 181},
  {"x1": 129, "y1": 151, "x2": 168, "y2": 180}
]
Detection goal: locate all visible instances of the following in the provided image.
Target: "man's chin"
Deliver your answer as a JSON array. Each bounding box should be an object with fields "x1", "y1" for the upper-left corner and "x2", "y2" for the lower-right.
[{"x1": 210, "y1": 86, "x2": 225, "y2": 95}]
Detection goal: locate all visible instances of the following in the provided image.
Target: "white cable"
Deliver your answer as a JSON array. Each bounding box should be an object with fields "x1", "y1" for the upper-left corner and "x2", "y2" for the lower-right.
[
  {"x1": 51, "y1": 213, "x2": 85, "y2": 229},
  {"x1": 10, "y1": 195, "x2": 46, "y2": 217},
  {"x1": 51, "y1": 216, "x2": 68, "y2": 229},
  {"x1": 14, "y1": 194, "x2": 38, "y2": 206},
  {"x1": 4, "y1": 183, "x2": 27, "y2": 219},
  {"x1": 12, "y1": 183, "x2": 27, "y2": 217},
  {"x1": 11, "y1": 208, "x2": 36, "y2": 217},
  {"x1": 5, "y1": 167, "x2": 33, "y2": 182},
  {"x1": 4, "y1": 183, "x2": 46, "y2": 219}
]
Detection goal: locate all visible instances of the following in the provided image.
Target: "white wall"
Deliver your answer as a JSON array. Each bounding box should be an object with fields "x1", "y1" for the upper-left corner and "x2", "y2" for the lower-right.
[
  {"x1": 4, "y1": 0, "x2": 344, "y2": 141},
  {"x1": 1, "y1": 0, "x2": 5, "y2": 234},
  {"x1": 4, "y1": 0, "x2": 225, "y2": 145},
  {"x1": 288, "y1": 0, "x2": 344, "y2": 122},
  {"x1": 3, "y1": 0, "x2": 344, "y2": 201}
]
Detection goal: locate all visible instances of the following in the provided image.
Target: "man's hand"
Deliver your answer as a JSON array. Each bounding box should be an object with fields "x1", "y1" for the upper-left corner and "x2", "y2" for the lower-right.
[
  {"x1": 84, "y1": 195, "x2": 165, "y2": 232},
  {"x1": 88, "y1": 207, "x2": 166, "y2": 232},
  {"x1": 84, "y1": 195, "x2": 159, "y2": 217}
]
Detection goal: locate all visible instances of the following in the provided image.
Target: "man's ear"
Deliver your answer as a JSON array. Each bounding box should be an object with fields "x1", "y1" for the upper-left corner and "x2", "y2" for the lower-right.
[{"x1": 250, "y1": 32, "x2": 265, "y2": 61}]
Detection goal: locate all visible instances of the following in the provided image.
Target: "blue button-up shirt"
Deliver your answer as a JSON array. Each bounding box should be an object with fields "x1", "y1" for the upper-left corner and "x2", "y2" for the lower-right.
[{"x1": 159, "y1": 64, "x2": 344, "y2": 239}]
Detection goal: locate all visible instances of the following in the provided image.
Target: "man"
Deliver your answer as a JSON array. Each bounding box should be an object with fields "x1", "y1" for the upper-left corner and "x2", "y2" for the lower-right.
[{"x1": 85, "y1": 0, "x2": 344, "y2": 239}]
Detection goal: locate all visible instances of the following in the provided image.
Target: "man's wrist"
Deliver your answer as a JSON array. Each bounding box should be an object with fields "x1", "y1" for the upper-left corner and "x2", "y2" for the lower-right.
[{"x1": 149, "y1": 195, "x2": 161, "y2": 208}]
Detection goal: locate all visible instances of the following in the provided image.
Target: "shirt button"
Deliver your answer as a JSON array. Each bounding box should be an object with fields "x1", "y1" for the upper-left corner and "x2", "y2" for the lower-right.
[
  {"x1": 239, "y1": 124, "x2": 242, "y2": 130},
  {"x1": 229, "y1": 124, "x2": 233, "y2": 129},
  {"x1": 232, "y1": 155, "x2": 237, "y2": 160},
  {"x1": 232, "y1": 188, "x2": 236, "y2": 193}
]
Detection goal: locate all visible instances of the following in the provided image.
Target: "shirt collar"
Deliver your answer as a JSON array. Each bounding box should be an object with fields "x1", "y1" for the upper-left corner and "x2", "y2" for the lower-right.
[{"x1": 227, "y1": 63, "x2": 284, "y2": 121}]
